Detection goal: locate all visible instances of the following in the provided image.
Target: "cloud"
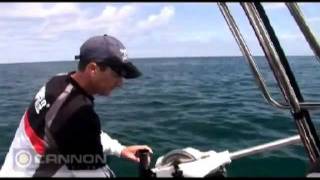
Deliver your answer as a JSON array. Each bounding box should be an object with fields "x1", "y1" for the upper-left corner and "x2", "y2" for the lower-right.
[
  {"x1": 0, "y1": 3, "x2": 83, "y2": 40},
  {"x1": 89, "y1": 4, "x2": 138, "y2": 35},
  {"x1": 136, "y1": 6, "x2": 174, "y2": 31},
  {"x1": 0, "y1": 3, "x2": 140, "y2": 40},
  {"x1": 278, "y1": 33, "x2": 303, "y2": 40},
  {"x1": 262, "y1": 3, "x2": 286, "y2": 10},
  {"x1": 37, "y1": 4, "x2": 175, "y2": 41},
  {"x1": 0, "y1": 3, "x2": 175, "y2": 40},
  {"x1": 263, "y1": 2, "x2": 309, "y2": 11},
  {"x1": 0, "y1": 3, "x2": 177, "y2": 62},
  {"x1": 0, "y1": 3, "x2": 81, "y2": 18},
  {"x1": 307, "y1": 17, "x2": 320, "y2": 23}
]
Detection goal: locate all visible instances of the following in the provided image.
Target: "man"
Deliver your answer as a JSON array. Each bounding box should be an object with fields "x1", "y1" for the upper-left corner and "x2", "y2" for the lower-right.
[{"x1": 0, "y1": 34, "x2": 152, "y2": 177}]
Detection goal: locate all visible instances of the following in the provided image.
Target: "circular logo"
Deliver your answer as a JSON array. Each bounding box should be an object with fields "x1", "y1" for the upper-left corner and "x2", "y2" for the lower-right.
[{"x1": 15, "y1": 150, "x2": 32, "y2": 168}]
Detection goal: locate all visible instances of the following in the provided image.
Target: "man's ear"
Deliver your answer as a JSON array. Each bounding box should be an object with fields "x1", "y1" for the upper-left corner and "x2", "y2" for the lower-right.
[{"x1": 87, "y1": 62, "x2": 98, "y2": 74}]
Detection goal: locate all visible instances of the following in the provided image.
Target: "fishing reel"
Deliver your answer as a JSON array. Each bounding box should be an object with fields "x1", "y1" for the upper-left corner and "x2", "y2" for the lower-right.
[{"x1": 137, "y1": 147, "x2": 231, "y2": 178}]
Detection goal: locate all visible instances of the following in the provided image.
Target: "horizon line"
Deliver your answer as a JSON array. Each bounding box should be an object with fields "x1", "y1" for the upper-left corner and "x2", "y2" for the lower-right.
[{"x1": 0, "y1": 55, "x2": 317, "y2": 65}]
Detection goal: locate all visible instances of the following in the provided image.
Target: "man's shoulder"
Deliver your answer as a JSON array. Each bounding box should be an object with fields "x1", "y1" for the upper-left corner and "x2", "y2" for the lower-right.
[
  {"x1": 41, "y1": 72, "x2": 72, "y2": 101},
  {"x1": 45, "y1": 72, "x2": 70, "y2": 88},
  {"x1": 47, "y1": 72, "x2": 70, "y2": 84}
]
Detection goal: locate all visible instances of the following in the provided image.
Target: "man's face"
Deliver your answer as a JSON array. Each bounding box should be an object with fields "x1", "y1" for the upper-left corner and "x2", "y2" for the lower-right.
[{"x1": 91, "y1": 64, "x2": 123, "y2": 96}]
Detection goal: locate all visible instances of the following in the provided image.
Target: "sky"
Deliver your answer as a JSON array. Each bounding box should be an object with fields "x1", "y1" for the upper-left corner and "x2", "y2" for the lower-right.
[{"x1": 0, "y1": 2, "x2": 319, "y2": 63}]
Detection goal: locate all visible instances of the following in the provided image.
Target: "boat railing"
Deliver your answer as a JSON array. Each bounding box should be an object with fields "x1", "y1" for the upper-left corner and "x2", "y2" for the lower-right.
[
  {"x1": 229, "y1": 134, "x2": 301, "y2": 160},
  {"x1": 136, "y1": 3, "x2": 320, "y2": 177},
  {"x1": 286, "y1": 3, "x2": 320, "y2": 63},
  {"x1": 218, "y1": 3, "x2": 320, "y2": 111},
  {"x1": 218, "y1": 2, "x2": 320, "y2": 164},
  {"x1": 218, "y1": 2, "x2": 289, "y2": 110}
]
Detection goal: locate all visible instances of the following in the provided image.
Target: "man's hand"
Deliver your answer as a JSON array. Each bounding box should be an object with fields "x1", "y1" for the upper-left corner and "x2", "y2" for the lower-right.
[{"x1": 120, "y1": 145, "x2": 153, "y2": 163}]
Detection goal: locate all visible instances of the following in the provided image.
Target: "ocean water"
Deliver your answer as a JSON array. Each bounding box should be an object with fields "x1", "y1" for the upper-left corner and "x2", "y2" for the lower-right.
[{"x1": 0, "y1": 56, "x2": 320, "y2": 177}]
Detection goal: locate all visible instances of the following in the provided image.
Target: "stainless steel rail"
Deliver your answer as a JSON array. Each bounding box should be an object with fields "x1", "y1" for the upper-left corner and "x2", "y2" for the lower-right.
[
  {"x1": 230, "y1": 135, "x2": 301, "y2": 160},
  {"x1": 217, "y1": 2, "x2": 288, "y2": 110},
  {"x1": 286, "y1": 2, "x2": 320, "y2": 62},
  {"x1": 217, "y1": 2, "x2": 320, "y2": 163},
  {"x1": 241, "y1": 2, "x2": 320, "y2": 163},
  {"x1": 217, "y1": 3, "x2": 320, "y2": 111},
  {"x1": 241, "y1": 3, "x2": 300, "y2": 112}
]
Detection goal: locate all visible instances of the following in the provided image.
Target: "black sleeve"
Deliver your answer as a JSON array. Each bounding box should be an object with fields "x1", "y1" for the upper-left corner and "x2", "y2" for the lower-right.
[{"x1": 51, "y1": 105, "x2": 105, "y2": 170}]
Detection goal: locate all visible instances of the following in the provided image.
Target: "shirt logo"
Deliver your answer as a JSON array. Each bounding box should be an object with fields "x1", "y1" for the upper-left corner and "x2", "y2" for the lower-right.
[{"x1": 34, "y1": 86, "x2": 47, "y2": 114}]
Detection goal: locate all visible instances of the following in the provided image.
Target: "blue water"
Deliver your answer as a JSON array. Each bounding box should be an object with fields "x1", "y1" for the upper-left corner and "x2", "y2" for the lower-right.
[{"x1": 0, "y1": 56, "x2": 320, "y2": 177}]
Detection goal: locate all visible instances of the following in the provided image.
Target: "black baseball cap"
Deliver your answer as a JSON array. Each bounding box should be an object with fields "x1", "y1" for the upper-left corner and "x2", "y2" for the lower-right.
[{"x1": 75, "y1": 34, "x2": 141, "y2": 79}]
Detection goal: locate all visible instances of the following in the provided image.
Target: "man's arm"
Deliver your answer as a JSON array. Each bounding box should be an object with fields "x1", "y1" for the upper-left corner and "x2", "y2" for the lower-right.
[
  {"x1": 100, "y1": 131, "x2": 153, "y2": 163},
  {"x1": 100, "y1": 130, "x2": 126, "y2": 157}
]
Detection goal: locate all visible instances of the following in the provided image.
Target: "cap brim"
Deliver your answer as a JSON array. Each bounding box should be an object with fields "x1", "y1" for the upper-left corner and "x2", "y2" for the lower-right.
[{"x1": 122, "y1": 61, "x2": 142, "y2": 79}]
